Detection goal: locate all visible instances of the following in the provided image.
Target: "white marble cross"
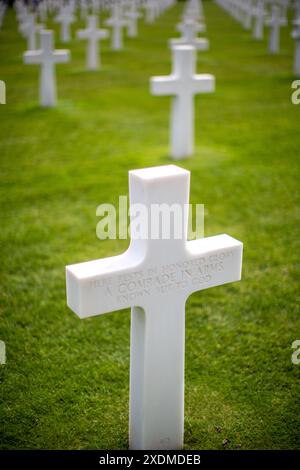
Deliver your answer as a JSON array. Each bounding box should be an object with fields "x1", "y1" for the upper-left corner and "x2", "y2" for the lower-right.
[
  {"x1": 0, "y1": 2, "x2": 7, "y2": 29},
  {"x1": 295, "y1": 0, "x2": 300, "y2": 22},
  {"x1": 105, "y1": 3, "x2": 128, "y2": 50},
  {"x1": 278, "y1": 0, "x2": 288, "y2": 26},
  {"x1": 183, "y1": 0, "x2": 204, "y2": 23},
  {"x1": 77, "y1": 16, "x2": 109, "y2": 70},
  {"x1": 176, "y1": 18, "x2": 206, "y2": 35},
  {"x1": 150, "y1": 45, "x2": 215, "y2": 160},
  {"x1": 80, "y1": 0, "x2": 88, "y2": 21},
  {"x1": 125, "y1": 0, "x2": 141, "y2": 38},
  {"x1": 292, "y1": 21, "x2": 300, "y2": 75},
  {"x1": 37, "y1": 0, "x2": 48, "y2": 22},
  {"x1": 170, "y1": 19, "x2": 209, "y2": 51},
  {"x1": 20, "y1": 13, "x2": 43, "y2": 51},
  {"x1": 55, "y1": 5, "x2": 75, "y2": 43},
  {"x1": 92, "y1": 0, "x2": 100, "y2": 15},
  {"x1": 144, "y1": 0, "x2": 157, "y2": 24},
  {"x1": 66, "y1": 164, "x2": 243, "y2": 450},
  {"x1": 16, "y1": 3, "x2": 29, "y2": 26},
  {"x1": 265, "y1": 3, "x2": 285, "y2": 54},
  {"x1": 252, "y1": 0, "x2": 265, "y2": 40},
  {"x1": 23, "y1": 30, "x2": 70, "y2": 107},
  {"x1": 242, "y1": 0, "x2": 253, "y2": 30}
]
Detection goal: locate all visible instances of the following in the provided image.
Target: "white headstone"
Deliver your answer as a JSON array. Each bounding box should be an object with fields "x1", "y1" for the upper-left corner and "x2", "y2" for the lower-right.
[
  {"x1": 66, "y1": 164, "x2": 243, "y2": 450},
  {"x1": 278, "y1": 0, "x2": 288, "y2": 26},
  {"x1": 105, "y1": 3, "x2": 128, "y2": 51},
  {"x1": 16, "y1": 2, "x2": 28, "y2": 25},
  {"x1": 80, "y1": 0, "x2": 88, "y2": 21},
  {"x1": 265, "y1": 3, "x2": 285, "y2": 54},
  {"x1": 170, "y1": 19, "x2": 209, "y2": 51},
  {"x1": 296, "y1": 0, "x2": 300, "y2": 20},
  {"x1": 125, "y1": 0, "x2": 141, "y2": 38},
  {"x1": 176, "y1": 18, "x2": 206, "y2": 35},
  {"x1": 0, "y1": 2, "x2": 7, "y2": 29},
  {"x1": 252, "y1": 0, "x2": 265, "y2": 40},
  {"x1": 295, "y1": 0, "x2": 300, "y2": 21},
  {"x1": 23, "y1": 30, "x2": 70, "y2": 107},
  {"x1": 55, "y1": 5, "x2": 75, "y2": 43},
  {"x1": 92, "y1": 0, "x2": 100, "y2": 14},
  {"x1": 77, "y1": 16, "x2": 109, "y2": 70},
  {"x1": 20, "y1": 13, "x2": 43, "y2": 51},
  {"x1": 292, "y1": 21, "x2": 300, "y2": 75},
  {"x1": 183, "y1": 0, "x2": 204, "y2": 23},
  {"x1": 242, "y1": 0, "x2": 253, "y2": 30},
  {"x1": 150, "y1": 45, "x2": 215, "y2": 159},
  {"x1": 37, "y1": 0, "x2": 48, "y2": 22},
  {"x1": 144, "y1": 0, "x2": 157, "y2": 24}
]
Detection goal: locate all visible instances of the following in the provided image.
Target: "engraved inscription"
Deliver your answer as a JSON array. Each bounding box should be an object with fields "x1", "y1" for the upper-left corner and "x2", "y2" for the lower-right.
[{"x1": 89, "y1": 251, "x2": 234, "y2": 303}]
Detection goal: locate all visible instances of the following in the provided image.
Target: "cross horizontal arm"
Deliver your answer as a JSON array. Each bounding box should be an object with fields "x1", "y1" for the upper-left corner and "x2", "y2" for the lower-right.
[
  {"x1": 106, "y1": 18, "x2": 128, "y2": 27},
  {"x1": 66, "y1": 250, "x2": 143, "y2": 318},
  {"x1": 23, "y1": 50, "x2": 43, "y2": 64},
  {"x1": 77, "y1": 30, "x2": 90, "y2": 39},
  {"x1": 176, "y1": 22, "x2": 206, "y2": 34},
  {"x1": 66, "y1": 233, "x2": 242, "y2": 319},
  {"x1": 151, "y1": 75, "x2": 178, "y2": 96},
  {"x1": 96, "y1": 30, "x2": 109, "y2": 39},
  {"x1": 170, "y1": 37, "x2": 209, "y2": 51},
  {"x1": 126, "y1": 12, "x2": 141, "y2": 19},
  {"x1": 53, "y1": 50, "x2": 70, "y2": 63},
  {"x1": 192, "y1": 73, "x2": 215, "y2": 93},
  {"x1": 185, "y1": 234, "x2": 243, "y2": 297},
  {"x1": 56, "y1": 15, "x2": 74, "y2": 24}
]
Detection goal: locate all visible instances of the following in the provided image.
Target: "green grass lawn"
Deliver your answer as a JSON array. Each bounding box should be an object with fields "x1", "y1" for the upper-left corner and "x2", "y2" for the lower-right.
[{"x1": 1, "y1": 0, "x2": 300, "y2": 450}]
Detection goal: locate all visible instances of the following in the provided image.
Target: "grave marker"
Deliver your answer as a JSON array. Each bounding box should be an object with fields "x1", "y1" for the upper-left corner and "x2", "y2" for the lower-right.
[
  {"x1": 144, "y1": 0, "x2": 157, "y2": 24},
  {"x1": 125, "y1": 0, "x2": 141, "y2": 38},
  {"x1": 252, "y1": 0, "x2": 265, "y2": 40},
  {"x1": 55, "y1": 5, "x2": 75, "y2": 43},
  {"x1": 20, "y1": 13, "x2": 43, "y2": 51},
  {"x1": 177, "y1": 18, "x2": 206, "y2": 35},
  {"x1": 150, "y1": 45, "x2": 215, "y2": 159},
  {"x1": 77, "y1": 16, "x2": 109, "y2": 70},
  {"x1": 292, "y1": 21, "x2": 300, "y2": 75},
  {"x1": 105, "y1": 3, "x2": 128, "y2": 50},
  {"x1": 23, "y1": 30, "x2": 70, "y2": 107},
  {"x1": 66, "y1": 164, "x2": 243, "y2": 450},
  {"x1": 265, "y1": 3, "x2": 285, "y2": 54},
  {"x1": 170, "y1": 19, "x2": 209, "y2": 51}
]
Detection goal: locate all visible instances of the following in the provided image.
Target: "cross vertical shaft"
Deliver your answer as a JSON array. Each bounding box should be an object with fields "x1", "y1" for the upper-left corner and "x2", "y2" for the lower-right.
[{"x1": 40, "y1": 31, "x2": 56, "y2": 107}]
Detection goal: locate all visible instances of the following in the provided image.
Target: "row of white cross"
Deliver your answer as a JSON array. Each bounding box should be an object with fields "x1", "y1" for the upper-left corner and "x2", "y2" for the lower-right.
[
  {"x1": 15, "y1": 0, "x2": 173, "y2": 46},
  {"x1": 17, "y1": 1, "x2": 207, "y2": 54},
  {"x1": 17, "y1": 0, "x2": 174, "y2": 105},
  {"x1": 19, "y1": 0, "x2": 214, "y2": 161},
  {"x1": 13, "y1": 0, "x2": 175, "y2": 35},
  {"x1": 215, "y1": 0, "x2": 300, "y2": 74}
]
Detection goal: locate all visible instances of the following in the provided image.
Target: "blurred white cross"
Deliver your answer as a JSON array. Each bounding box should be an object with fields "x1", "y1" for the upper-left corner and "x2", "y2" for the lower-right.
[
  {"x1": 105, "y1": 3, "x2": 128, "y2": 50},
  {"x1": 151, "y1": 45, "x2": 215, "y2": 159},
  {"x1": 23, "y1": 30, "x2": 70, "y2": 107},
  {"x1": 55, "y1": 5, "x2": 75, "y2": 43},
  {"x1": 77, "y1": 16, "x2": 109, "y2": 70}
]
